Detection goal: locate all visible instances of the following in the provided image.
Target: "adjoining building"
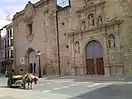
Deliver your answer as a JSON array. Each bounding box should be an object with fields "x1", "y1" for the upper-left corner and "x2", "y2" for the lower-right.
[
  {"x1": 0, "y1": 23, "x2": 14, "y2": 73},
  {"x1": 12, "y1": 0, "x2": 132, "y2": 76}
]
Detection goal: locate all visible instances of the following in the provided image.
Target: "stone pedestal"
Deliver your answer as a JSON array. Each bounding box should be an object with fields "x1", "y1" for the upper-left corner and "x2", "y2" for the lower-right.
[{"x1": 104, "y1": 66, "x2": 111, "y2": 76}]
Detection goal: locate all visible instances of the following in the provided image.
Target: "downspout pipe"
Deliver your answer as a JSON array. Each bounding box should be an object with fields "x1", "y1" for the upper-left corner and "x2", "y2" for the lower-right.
[{"x1": 55, "y1": 10, "x2": 61, "y2": 75}]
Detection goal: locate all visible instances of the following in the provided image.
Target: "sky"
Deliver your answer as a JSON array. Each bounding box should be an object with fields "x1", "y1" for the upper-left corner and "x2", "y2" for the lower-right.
[
  {"x1": 0, "y1": 0, "x2": 41, "y2": 28},
  {"x1": 0, "y1": 0, "x2": 69, "y2": 29}
]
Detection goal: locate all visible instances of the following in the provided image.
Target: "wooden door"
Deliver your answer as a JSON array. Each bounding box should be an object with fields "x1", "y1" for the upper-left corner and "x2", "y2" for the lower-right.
[
  {"x1": 96, "y1": 58, "x2": 104, "y2": 75},
  {"x1": 86, "y1": 59, "x2": 94, "y2": 75}
]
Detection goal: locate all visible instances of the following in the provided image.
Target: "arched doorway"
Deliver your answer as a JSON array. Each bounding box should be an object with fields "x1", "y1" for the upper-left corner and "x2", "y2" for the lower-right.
[
  {"x1": 27, "y1": 48, "x2": 36, "y2": 73},
  {"x1": 85, "y1": 40, "x2": 104, "y2": 75}
]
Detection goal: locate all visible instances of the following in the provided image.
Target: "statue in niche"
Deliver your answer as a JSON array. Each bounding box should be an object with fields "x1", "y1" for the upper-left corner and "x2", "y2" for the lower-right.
[
  {"x1": 88, "y1": 13, "x2": 95, "y2": 27},
  {"x1": 75, "y1": 41, "x2": 80, "y2": 53},
  {"x1": 80, "y1": 21, "x2": 86, "y2": 31},
  {"x1": 97, "y1": 16, "x2": 103, "y2": 25},
  {"x1": 108, "y1": 34, "x2": 115, "y2": 48}
]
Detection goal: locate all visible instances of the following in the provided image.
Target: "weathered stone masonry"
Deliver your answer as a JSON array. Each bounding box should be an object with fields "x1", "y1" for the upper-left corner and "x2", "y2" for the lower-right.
[{"x1": 13, "y1": 0, "x2": 132, "y2": 76}]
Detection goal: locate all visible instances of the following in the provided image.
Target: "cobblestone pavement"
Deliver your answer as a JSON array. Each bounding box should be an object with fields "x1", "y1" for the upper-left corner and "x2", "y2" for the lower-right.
[{"x1": 0, "y1": 76, "x2": 132, "y2": 99}]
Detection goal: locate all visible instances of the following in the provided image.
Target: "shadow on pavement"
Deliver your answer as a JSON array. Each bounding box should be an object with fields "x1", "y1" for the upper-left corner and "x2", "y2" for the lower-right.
[
  {"x1": 70, "y1": 84, "x2": 132, "y2": 99},
  {"x1": 0, "y1": 86, "x2": 20, "y2": 88},
  {"x1": 0, "y1": 86, "x2": 34, "y2": 90},
  {"x1": 0, "y1": 86, "x2": 9, "y2": 88}
]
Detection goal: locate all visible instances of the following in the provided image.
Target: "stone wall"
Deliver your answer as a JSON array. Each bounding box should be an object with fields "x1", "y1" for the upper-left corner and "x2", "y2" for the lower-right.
[
  {"x1": 13, "y1": 0, "x2": 58, "y2": 75},
  {"x1": 13, "y1": 0, "x2": 132, "y2": 76}
]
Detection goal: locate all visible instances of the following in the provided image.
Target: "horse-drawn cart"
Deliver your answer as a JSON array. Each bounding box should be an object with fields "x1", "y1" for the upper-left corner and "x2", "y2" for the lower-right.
[
  {"x1": 7, "y1": 70, "x2": 38, "y2": 89},
  {"x1": 7, "y1": 74, "x2": 23, "y2": 88}
]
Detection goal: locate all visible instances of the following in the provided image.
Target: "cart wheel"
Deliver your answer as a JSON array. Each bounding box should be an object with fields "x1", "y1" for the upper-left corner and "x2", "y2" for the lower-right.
[{"x1": 7, "y1": 79, "x2": 12, "y2": 88}]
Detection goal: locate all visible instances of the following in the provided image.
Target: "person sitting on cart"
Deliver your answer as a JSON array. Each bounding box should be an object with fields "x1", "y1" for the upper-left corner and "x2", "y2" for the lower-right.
[
  {"x1": 5, "y1": 69, "x2": 14, "y2": 78},
  {"x1": 5, "y1": 70, "x2": 8, "y2": 77}
]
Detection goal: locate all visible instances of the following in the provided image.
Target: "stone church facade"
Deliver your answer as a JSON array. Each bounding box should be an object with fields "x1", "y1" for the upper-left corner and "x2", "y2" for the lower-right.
[{"x1": 13, "y1": 0, "x2": 132, "y2": 76}]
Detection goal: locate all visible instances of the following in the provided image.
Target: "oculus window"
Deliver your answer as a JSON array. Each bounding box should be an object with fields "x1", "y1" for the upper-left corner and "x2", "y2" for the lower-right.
[{"x1": 57, "y1": 0, "x2": 70, "y2": 8}]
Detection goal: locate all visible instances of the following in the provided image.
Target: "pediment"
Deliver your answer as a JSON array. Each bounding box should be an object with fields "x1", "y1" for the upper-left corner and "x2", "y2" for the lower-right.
[{"x1": 24, "y1": 1, "x2": 35, "y2": 23}]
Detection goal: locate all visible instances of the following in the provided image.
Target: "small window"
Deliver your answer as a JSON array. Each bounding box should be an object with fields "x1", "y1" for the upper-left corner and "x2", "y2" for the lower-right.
[
  {"x1": 11, "y1": 50, "x2": 13, "y2": 58},
  {"x1": 4, "y1": 40, "x2": 6, "y2": 48},
  {"x1": 62, "y1": 22, "x2": 65, "y2": 25},
  {"x1": 10, "y1": 39, "x2": 13, "y2": 46},
  {"x1": 7, "y1": 50, "x2": 10, "y2": 59},
  {"x1": 64, "y1": 33, "x2": 67, "y2": 36},
  {"x1": 8, "y1": 39, "x2": 9, "y2": 47},
  {"x1": 66, "y1": 45, "x2": 69, "y2": 48},
  {"x1": 5, "y1": 51, "x2": 7, "y2": 59},
  {"x1": 10, "y1": 29, "x2": 12, "y2": 37},
  {"x1": 7, "y1": 30, "x2": 10, "y2": 38},
  {"x1": 28, "y1": 23, "x2": 32, "y2": 35}
]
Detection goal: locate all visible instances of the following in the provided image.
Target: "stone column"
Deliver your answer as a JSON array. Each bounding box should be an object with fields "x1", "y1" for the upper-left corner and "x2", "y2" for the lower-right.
[
  {"x1": 115, "y1": 24, "x2": 124, "y2": 76},
  {"x1": 102, "y1": 27, "x2": 110, "y2": 76}
]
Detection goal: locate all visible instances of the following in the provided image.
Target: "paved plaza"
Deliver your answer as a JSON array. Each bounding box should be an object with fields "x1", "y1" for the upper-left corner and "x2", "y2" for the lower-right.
[{"x1": 0, "y1": 76, "x2": 132, "y2": 99}]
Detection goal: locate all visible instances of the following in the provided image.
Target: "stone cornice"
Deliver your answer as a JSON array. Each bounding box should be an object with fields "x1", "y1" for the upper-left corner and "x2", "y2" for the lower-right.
[
  {"x1": 13, "y1": 11, "x2": 24, "y2": 20},
  {"x1": 76, "y1": 1, "x2": 106, "y2": 14},
  {"x1": 35, "y1": 0, "x2": 54, "y2": 8},
  {"x1": 68, "y1": 19, "x2": 123, "y2": 36}
]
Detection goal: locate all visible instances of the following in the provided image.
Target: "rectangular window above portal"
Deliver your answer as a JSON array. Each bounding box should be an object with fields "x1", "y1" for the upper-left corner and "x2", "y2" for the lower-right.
[{"x1": 28, "y1": 23, "x2": 33, "y2": 35}]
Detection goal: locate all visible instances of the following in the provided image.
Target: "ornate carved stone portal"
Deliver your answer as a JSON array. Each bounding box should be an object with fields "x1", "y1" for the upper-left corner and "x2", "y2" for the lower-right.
[{"x1": 78, "y1": 0, "x2": 105, "y2": 31}]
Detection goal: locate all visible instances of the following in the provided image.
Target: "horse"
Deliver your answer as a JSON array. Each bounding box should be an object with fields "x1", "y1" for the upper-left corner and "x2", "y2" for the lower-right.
[{"x1": 21, "y1": 73, "x2": 38, "y2": 89}]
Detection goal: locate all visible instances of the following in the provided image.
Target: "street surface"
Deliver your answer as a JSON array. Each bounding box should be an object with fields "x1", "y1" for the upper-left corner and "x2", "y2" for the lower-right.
[
  {"x1": 71, "y1": 84, "x2": 132, "y2": 99},
  {"x1": 0, "y1": 75, "x2": 132, "y2": 99}
]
